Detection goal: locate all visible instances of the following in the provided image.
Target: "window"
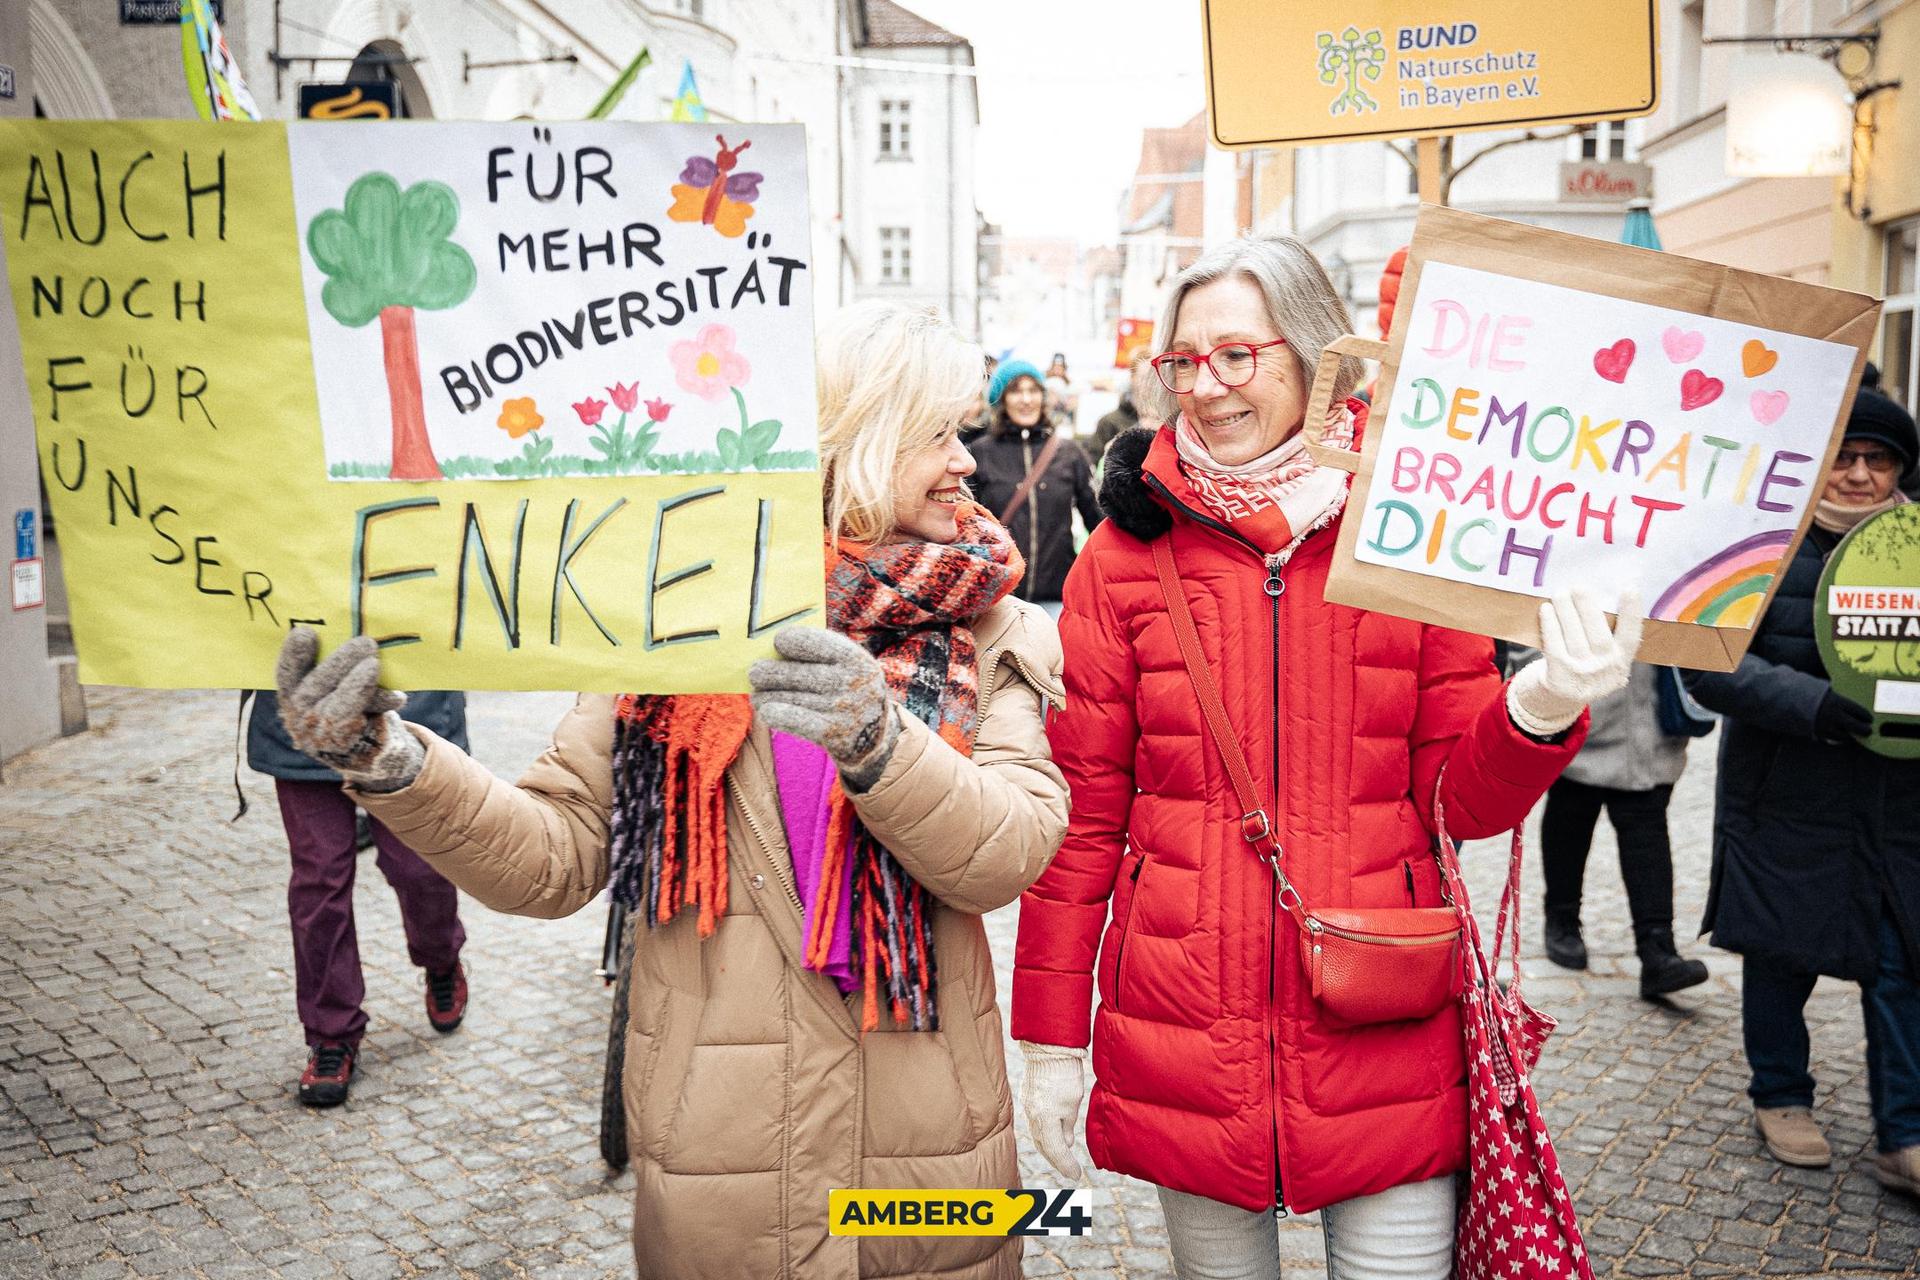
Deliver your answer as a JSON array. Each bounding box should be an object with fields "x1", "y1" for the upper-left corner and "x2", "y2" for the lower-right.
[
  {"x1": 1883, "y1": 218, "x2": 1919, "y2": 411},
  {"x1": 879, "y1": 227, "x2": 912, "y2": 284},
  {"x1": 1578, "y1": 123, "x2": 1629, "y2": 161},
  {"x1": 878, "y1": 99, "x2": 911, "y2": 158}
]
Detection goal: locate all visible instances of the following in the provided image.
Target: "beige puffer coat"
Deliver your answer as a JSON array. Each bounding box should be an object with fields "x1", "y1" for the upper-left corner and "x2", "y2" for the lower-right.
[{"x1": 351, "y1": 599, "x2": 1068, "y2": 1279}]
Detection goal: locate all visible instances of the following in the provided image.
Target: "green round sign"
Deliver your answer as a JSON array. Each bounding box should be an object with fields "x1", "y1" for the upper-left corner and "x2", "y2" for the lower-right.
[{"x1": 1814, "y1": 503, "x2": 1920, "y2": 759}]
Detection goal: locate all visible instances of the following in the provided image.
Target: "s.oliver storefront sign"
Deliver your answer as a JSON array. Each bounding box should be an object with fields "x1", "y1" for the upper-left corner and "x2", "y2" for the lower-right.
[{"x1": 1557, "y1": 160, "x2": 1651, "y2": 203}]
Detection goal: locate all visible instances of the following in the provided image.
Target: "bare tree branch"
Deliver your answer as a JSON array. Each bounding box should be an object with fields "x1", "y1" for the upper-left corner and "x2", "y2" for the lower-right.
[
  {"x1": 1446, "y1": 125, "x2": 1582, "y2": 191},
  {"x1": 1386, "y1": 142, "x2": 1417, "y2": 175}
]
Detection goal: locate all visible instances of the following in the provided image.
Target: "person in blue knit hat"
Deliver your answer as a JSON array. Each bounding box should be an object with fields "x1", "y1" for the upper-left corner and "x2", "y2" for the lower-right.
[{"x1": 967, "y1": 358, "x2": 1102, "y2": 617}]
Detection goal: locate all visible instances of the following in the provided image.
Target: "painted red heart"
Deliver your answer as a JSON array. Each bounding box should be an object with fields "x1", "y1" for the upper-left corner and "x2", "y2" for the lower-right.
[
  {"x1": 1593, "y1": 338, "x2": 1635, "y2": 383},
  {"x1": 1680, "y1": 368, "x2": 1724, "y2": 411}
]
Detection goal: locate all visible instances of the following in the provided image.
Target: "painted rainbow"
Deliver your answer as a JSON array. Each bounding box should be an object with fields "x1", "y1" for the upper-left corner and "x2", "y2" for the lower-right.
[{"x1": 1649, "y1": 529, "x2": 1795, "y2": 627}]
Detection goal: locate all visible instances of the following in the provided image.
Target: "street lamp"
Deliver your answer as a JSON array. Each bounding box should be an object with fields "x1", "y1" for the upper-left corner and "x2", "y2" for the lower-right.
[{"x1": 1725, "y1": 52, "x2": 1851, "y2": 177}]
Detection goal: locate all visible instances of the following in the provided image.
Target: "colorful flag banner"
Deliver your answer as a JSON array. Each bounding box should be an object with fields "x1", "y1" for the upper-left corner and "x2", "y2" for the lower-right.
[
  {"x1": 180, "y1": 0, "x2": 258, "y2": 122},
  {"x1": 671, "y1": 60, "x2": 709, "y2": 123}
]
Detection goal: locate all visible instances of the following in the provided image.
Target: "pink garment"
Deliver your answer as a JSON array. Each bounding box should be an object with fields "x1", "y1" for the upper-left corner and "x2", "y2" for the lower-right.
[{"x1": 770, "y1": 732, "x2": 856, "y2": 993}]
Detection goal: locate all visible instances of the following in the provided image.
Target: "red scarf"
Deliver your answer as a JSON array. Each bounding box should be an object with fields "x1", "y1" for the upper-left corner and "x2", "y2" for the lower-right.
[
  {"x1": 1173, "y1": 398, "x2": 1364, "y2": 557},
  {"x1": 608, "y1": 505, "x2": 1023, "y2": 1030}
]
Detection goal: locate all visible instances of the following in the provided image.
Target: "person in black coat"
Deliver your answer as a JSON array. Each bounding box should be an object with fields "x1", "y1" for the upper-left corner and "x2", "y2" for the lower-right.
[
  {"x1": 1683, "y1": 389, "x2": 1920, "y2": 1197},
  {"x1": 966, "y1": 359, "x2": 1103, "y2": 612}
]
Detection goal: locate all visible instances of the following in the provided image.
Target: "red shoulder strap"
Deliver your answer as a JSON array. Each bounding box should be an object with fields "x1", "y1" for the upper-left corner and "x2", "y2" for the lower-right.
[{"x1": 1151, "y1": 535, "x2": 1310, "y2": 923}]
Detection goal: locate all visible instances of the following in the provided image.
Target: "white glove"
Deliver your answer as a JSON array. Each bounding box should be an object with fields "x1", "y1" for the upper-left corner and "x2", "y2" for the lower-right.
[
  {"x1": 1507, "y1": 587, "x2": 1643, "y2": 737},
  {"x1": 1018, "y1": 1041, "x2": 1087, "y2": 1181}
]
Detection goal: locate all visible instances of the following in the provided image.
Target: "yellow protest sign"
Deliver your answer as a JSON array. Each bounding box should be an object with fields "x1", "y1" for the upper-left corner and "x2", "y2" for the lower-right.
[
  {"x1": 0, "y1": 119, "x2": 824, "y2": 692},
  {"x1": 1202, "y1": 1, "x2": 1658, "y2": 148}
]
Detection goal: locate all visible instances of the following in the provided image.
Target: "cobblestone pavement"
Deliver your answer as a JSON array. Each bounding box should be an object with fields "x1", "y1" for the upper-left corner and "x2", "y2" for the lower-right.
[{"x1": 2, "y1": 687, "x2": 1916, "y2": 1278}]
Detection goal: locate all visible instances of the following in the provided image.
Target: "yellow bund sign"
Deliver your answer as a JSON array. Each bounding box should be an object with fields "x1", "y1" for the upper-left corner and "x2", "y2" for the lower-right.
[
  {"x1": 1202, "y1": 1, "x2": 1659, "y2": 148},
  {"x1": 827, "y1": 1189, "x2": 1092, "y2": 1237},
  {"x1": 0, "y1": 119, "x2": 825, "y2": 692}
]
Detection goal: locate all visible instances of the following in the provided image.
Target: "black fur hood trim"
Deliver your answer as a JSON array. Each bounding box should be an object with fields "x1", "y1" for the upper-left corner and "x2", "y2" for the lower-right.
[{"x1": 1098, "y1": 425, "x2": 1173, "y2": 542}]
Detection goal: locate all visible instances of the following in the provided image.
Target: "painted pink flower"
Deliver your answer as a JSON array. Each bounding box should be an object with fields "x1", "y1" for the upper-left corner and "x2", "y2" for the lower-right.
[
  {"x1": 645, "y1": 398, "x2": 673, "y2": 423},
  {"x1": 573, "y1": 396, "x2": 608, "y2": 427},
  {"x1": 607, "y1": 381, "x2": 640, "y2": 414},
  {"x1": 669, "y1": 324, "x2": 751, "y2": 402}
]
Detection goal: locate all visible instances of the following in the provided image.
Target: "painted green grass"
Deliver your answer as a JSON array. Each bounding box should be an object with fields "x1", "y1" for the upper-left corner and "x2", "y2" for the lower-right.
[{"x1": 327, "y1": 449, "x2": 818, "y2": 480}]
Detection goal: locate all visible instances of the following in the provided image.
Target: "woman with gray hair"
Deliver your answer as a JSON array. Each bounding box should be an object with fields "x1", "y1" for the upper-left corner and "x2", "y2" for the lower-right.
[{"x1": 1010, "y1": 235, "x2": 1641, "y2": 1278}]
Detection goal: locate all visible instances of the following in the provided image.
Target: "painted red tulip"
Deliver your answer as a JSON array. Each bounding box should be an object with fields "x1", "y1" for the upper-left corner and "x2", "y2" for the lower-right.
[
  {"x1": 645, "y1": 398, "x2": 673, "y2": 422},
  {"x1": 573, "y1": 396, "x2": 608, "y2": 427},
  {"x1": 608, "y1": 381, "x2": 640, "y2": 413}
]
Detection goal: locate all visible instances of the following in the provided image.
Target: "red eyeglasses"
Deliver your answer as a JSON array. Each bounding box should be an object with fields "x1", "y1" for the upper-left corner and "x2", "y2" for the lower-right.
[{"x1": 1151, "y1": 338, "x2": 1288, "y2": 393}]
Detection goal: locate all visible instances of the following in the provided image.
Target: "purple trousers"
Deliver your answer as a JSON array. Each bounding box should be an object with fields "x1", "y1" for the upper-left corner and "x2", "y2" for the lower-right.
[{"x1": 276, "y1": 780, "x2": 465, "y2": 1047}]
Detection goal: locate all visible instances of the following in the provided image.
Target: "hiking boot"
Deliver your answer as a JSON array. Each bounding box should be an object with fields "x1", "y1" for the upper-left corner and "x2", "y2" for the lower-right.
[
  {"x1": 425, "y1": 963, "x2": 467, "y2": 1034},
  {"x1": 1875, "y1": 1146, "x2": 1920, "y2": 1198},
  {"x1": 298, "y1": 1042, "x2": 356, "y2": 1108},
  {"x1": 1636, "y1": 928, "x2": 1709, "y2": 998},
  {"x1": 1755, "y1": 1106, "x2": 1831, "y2": 1167},
  {"x1": 1543, "y1": 909, "x2": 1587, "y2": 970}
]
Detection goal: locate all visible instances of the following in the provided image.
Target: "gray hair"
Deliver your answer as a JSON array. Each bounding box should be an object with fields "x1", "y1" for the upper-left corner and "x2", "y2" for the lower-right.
[{"x1": 1141, "y1": 235, "x2": 1363, "y2": 423}]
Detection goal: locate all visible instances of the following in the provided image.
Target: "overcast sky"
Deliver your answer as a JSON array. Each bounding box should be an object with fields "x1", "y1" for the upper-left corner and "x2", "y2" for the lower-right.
[{"x1": 903, "y1": 0, "x2": 1209, "y2": 243}]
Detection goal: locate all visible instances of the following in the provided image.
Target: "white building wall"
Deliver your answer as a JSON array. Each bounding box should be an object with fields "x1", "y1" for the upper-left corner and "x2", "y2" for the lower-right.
[{"x1": 844, "y1": 46, "x2": 979, "y2": 335}]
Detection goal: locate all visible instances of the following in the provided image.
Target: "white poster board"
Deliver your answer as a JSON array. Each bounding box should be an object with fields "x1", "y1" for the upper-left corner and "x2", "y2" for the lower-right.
[{"x1": 287, "y1": 122, "x2": 816, "y2": 481}]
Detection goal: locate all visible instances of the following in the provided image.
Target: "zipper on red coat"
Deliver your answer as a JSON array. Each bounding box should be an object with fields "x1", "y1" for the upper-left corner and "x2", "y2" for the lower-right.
[
  {"x1": 1265, "y1": 554, "x2": 1288, "y2": 1217},
  {"x1": 1140, "y1": 468, "x2": 1288, "y2": 1210}
]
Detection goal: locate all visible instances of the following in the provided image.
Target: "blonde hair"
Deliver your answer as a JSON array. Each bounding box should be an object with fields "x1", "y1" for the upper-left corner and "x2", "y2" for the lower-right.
[
  {"x1": 1141, "y1": 234, "x2": 1362, "y2": 423},
  {"x1": 816, "y1": 301, "x2": 983, "y2": 542}
]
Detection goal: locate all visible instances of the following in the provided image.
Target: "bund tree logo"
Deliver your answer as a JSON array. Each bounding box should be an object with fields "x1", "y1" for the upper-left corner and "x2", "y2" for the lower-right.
[{"x1": 1317, "y1": 27, "x2": 1386, "y2": 116}]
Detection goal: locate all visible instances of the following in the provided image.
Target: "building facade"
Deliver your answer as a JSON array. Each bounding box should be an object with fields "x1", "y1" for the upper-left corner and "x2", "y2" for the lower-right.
[
  {"x1": 1639, "y1": 0, "x2": 1918, "y2": 410},
  {"x1": 841, "y1": 0, "x2": 981, "y2": 334}
]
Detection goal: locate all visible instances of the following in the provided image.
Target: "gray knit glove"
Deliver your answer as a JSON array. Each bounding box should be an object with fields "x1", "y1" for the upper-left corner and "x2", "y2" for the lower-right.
[
  {"x1": 748, "y1": 626, "x2": 900, "y2": 792},
  {"x1": 275, "y1": 628, "x2": 424, "y2": 792}
]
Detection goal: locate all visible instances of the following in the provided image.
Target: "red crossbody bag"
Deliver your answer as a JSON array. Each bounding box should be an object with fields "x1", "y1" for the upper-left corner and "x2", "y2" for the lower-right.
[{"x1": 1151, "y1": 536, "x2": 1462, "y2": 1027}]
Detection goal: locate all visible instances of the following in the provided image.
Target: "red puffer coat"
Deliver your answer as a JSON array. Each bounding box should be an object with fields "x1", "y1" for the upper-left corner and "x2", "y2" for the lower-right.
[{"x1": 1010, "y1": 425, "x2": 1585, "y2": 1215}]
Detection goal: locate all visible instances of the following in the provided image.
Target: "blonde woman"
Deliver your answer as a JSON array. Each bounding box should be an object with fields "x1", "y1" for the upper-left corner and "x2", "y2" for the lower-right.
[{"x1": 268, "y1": 301, "x2": 1069, "y2": 1279}]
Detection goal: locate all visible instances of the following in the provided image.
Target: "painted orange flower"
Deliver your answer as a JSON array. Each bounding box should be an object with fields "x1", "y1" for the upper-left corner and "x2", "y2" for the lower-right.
[{"x1": 498, "y1": 397, "x2": 543, "y2": 439}]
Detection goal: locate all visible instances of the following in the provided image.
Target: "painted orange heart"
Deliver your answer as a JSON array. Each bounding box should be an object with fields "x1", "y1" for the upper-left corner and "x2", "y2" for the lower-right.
[{"x1": 1741, "y1": 339, "x2": 1779, "y2": 378}]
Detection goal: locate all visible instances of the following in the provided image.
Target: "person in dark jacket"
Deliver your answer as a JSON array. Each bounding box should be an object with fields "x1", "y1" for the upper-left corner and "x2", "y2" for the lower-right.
[
  {"x1": 1517, "y1": 659, "x2": 1709, "y2": 997},
  {"x1": 1088, "y1": 355, "x2": 1150, "y2": 463},
  {"x1": 247, "y1": 689, "x2": 473, "y2": 1107},
  {"x1": 967, "y1": 358, "x2": 1103, "y2": 613},
  {"x1": 1683, "y1": 388, "x2": 1920, "y2": 1198}
]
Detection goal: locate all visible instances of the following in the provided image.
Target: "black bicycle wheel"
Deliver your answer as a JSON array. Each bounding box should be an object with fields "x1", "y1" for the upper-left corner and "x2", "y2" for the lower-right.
[{"x1": 599, "y1": 916, "x2": 634, "y2": 1170}]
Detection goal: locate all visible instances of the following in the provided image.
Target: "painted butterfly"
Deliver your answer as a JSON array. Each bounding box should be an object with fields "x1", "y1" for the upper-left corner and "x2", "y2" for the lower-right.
[{"x1": 668, "y1": 135, "x2": 763, "y2": 238}]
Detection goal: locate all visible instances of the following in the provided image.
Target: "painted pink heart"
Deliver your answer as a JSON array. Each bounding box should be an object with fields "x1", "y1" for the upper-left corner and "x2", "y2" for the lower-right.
[
  {"x1": 1680, "y1": 368, "x2": 1724, "y2": 411},
  {"x1": 1592, "y1": 338, "x2": 1635, "y2": 383},
  {"x1": 1750, "y1": 389, "x2": 1790, "y2": 425},
  {"x1": 1662, "y1": 326, "x2": 1705, "y2": 363}
]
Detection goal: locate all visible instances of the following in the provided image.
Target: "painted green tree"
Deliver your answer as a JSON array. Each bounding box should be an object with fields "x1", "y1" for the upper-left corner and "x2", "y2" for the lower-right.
[{"x1": 307, "y1": 173, "x2": 477, "y2": 480}]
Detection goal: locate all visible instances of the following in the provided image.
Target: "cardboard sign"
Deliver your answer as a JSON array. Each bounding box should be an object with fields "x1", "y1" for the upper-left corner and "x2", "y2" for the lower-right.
[
  {"x1": 1815, "y1": 504, "x2": 1920, "y2": 758},
  {"x1": 0, "y1": 119, "x2": 824, "y2": 693},
  {"x1": 1303, "y1": 207, "x2": 1879, "y2": 673},
  {"x1": 1202, "y1": 1, "x2": 1657, "y2": 148}
]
